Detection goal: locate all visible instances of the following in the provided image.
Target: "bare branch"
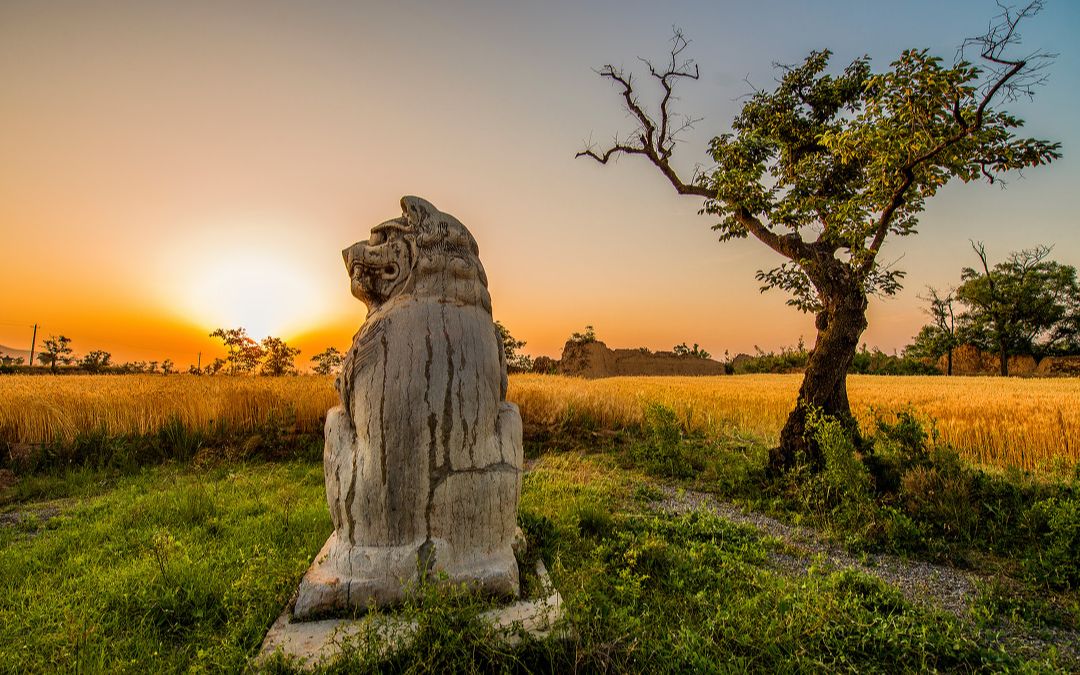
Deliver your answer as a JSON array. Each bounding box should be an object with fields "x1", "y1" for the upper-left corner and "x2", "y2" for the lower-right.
[{"x1": 576, "y1": 32, "x2": 713, "y2": 195}]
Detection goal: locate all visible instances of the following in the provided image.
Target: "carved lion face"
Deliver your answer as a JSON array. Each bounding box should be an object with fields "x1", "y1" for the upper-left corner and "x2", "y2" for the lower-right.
[
  {"x1": 343, "y1": 196, "x2": 492, "y2": 312},
  {"x1": 343, "y1": 218, "x2": 415, "y2": 307}
]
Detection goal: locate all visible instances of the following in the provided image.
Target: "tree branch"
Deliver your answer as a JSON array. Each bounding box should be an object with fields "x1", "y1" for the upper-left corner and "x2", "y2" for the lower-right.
[
  {"x1": 860, "y1": 1, "x2": 1049, "y2": 277},
  {"x1": 577, "y1": 28, "x2": 801, "y2": 260}
]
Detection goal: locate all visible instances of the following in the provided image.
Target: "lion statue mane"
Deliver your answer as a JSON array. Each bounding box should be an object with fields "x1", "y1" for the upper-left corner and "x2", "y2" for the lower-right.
[{"x1": 294, "y1": 196, "x2": 523, "y2": 618}]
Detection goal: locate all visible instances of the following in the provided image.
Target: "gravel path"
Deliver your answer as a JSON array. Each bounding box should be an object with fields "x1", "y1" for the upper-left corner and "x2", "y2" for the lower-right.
[{"x1": 648, "y1": 484, "x2": 1080, "y2": 665}]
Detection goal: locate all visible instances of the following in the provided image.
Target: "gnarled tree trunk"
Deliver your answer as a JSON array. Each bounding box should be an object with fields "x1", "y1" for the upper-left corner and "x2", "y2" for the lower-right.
[{"x1": 771, "y1": 266, "x2": 869, "y2": 472}]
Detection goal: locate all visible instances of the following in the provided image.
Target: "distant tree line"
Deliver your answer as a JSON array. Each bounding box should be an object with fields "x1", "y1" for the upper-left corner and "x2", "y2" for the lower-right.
[
  {"x1": 906, "y1": 243, "x2": 1080, "y2": 375},
  {"x1": 0, "y1": 328, "x2": 351, "y2": 377}
]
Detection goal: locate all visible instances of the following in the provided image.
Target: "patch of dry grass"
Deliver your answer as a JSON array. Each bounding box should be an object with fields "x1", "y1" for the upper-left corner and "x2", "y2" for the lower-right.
[
  {"x1": 0, "y1": 375, "x2": 337, "y2": 443},
  {"x1": 509, "y1": 374, "x2": 1080, "y2": 473},
  {"x1": 2, "y1": 373, "x2": 1077, "y2": 472}
]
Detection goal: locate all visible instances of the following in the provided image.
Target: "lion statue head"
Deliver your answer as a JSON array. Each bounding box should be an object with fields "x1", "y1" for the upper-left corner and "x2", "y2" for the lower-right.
[{"x1": 342, "y1": 196, "x2": 492, "y2": 314}]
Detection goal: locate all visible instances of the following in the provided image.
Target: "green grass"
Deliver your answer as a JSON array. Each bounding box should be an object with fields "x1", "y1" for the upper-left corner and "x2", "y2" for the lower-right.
[
  {"x1": 0, "y1": 461, "x2": 330, "y2": 672},
  {"x1": 2, "y1": 424, "x2": 1078, "y2": 672}
]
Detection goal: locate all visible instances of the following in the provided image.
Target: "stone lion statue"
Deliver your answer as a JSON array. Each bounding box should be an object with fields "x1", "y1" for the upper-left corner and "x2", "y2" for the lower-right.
[{"x1": 294, "y1": 196, "x2": 523, "y2": 618}]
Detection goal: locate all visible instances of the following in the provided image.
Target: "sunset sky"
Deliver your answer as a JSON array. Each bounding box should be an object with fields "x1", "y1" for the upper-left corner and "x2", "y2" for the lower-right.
[{"x1": 2, "y1": 0, "x2": 1077, "y2": 368}]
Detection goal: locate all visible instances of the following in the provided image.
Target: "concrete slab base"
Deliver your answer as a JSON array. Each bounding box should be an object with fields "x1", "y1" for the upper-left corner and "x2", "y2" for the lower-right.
[{"x1": 256, "y1": 560, "x2": 564, "y2": 670}]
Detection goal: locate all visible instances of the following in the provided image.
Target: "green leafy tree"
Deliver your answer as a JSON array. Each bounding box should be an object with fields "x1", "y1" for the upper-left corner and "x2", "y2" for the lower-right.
[
  {"x1": 579, "y1": 7, "x2": 1059, "y2": 470},
  {"x1": 209, "y1": 327, "x2": 265, "y2": 374},
  {"x1": 495, "y1": 321, "x2": 533, "y2": 372},
  {"x1": 569, "y1": 325, "x2": 597, "y2": 344},
  {"x1": 956, "y1": 242, "x2": 1079, "y2": 374},
  {"x1": 260, "y1": 336, "x2": 300, "y2": 376},
  {"x1": 0, "y1": 355, "x2": 25, "y2": 371},
  {"x1": 204, "y1": 357, "x2": 227, "y2": 376},
  {"x1": 37, "y1": 335, "x2": 74, "y2": 373},
  {"x1": 905, "y1": 287, "x2": 959, "y2": 375},
  {"x1": 673, "y1": 342, "x2": 712, "y2": 359},
  {"x1": 310, "y1": 347, "x2": 344, "y2": 375},
  {"x1": 78, "y1": 349, "x2": 112, "y2": 374},
  {"x1": 161, "y1": 358, "x2": 175, "y2": 375}
]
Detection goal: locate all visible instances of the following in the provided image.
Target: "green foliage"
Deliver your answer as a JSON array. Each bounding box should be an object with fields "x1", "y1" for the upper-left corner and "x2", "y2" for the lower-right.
[
  {"x1": 702, "y1": 43, "x2": 1059, "y2": 310},
  {"x1": 568, "y1": 325, "x2": 597, "y2": 344},
  {"x1": 78, "y1": 350, "x2": 112, "y2": 374},
  {"x1": 209, "y1": 327, "x2": 265, "y2": 375},
  {"x1": 626, "y1": 403, "x2": 703, "y2": 479},
  {"x1": 310, "y1": 347, "x2": 344, "y2": 375},
  {"x1": 37, "y1": 334, "x2": 74, "y2": 373},
  {"x1": 672, "y1": 342, "x2": 711, "y2": 359},
  {"x1": 956, "y1": 244, "x2": 1080, "y2": 361},
  {"x1": 259, "y1": 337, "x2": 300, "y2": 376},
  {"x1": 731, "y1": 340, "x2": 937, "y2": 375},
  {"x1": 1025, "y1": 496, "x2": 1080, "y2": 590},
  {"x1": 494, "y1": 320, "x2": 533, "y2": 372},
  {"x1": 850, "y1": 344, "x2": 940, "y2": 375},
  {"x1": 905, "y1": 287, "x2": 960, "y2": 368},
  {"x1": 0, "y1": 462, "x2": 329, "y2": 672},
  {"x1": 732, "y1": 340, "x2": 810, "y2": 373}
]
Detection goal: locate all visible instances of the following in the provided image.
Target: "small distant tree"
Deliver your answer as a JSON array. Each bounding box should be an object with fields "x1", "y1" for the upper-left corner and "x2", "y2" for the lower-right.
[
  {"x1": 673, "y1": 342, "x2": 712, "y2": 359},
  {"x1": 957, "y1": 242, "x2": 1078, "y2": 374},
  {"x1": 79, "y1": 349, "x2": 112, "y2": 374},
  {"x1": 310, "y1": 347, "x2": 345, "y2": 375},
  {"x1": 37, "y1": 335, "x2": 74, "y2": 373},
  {"x1": 569, "y1": 325, "x2": 597, "y2": 344},
  {"x1": 495, "y1": 321, "x2": 533, "y2": 372},
  {"x1": 205, "y1": 357, "x2": 226, "y2": 375},
  {"x1": 210, "y1": 327, "x2": 265, "y2": 374},
  {"x1": 161, "y1": 359, "x2": 175, "y2": 375},
  {"x1": 260, "y1": 336, "x2": 299, "y2": 376},
  {"x1": 147, "y1": 360, "x2": 159, "y2": 374},
  {"x1": 116, "y1": 361, "x2": 147, "y2": 374},
  {"x1": 187, "y1": 364, "x2": 202, "y2": 375},
  {"x1": 906, "y1": 287, "x2": 959, "y2": 374}
]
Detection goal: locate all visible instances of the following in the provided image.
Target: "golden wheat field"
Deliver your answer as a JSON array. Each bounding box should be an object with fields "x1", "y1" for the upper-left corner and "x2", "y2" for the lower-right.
[{"x1": 1, "y1": 373, "x2": 1077, "y2": 472}]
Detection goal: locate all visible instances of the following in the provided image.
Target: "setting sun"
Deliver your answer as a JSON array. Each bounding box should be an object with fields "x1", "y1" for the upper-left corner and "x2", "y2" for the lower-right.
[{"x1": 179, "y1": 250, "x2": 328, "y2": 340}]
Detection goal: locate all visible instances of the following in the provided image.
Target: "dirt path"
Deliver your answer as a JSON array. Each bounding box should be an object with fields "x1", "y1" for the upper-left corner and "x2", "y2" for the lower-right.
[{"x1": 648, "y1": 484, "x2": 1080, "y2": 666}]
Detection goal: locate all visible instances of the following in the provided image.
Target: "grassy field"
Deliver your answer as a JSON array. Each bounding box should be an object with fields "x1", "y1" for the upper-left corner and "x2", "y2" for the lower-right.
[
  {"x1": 2, "y1": 373, "x2": 1079, "y2": 671},
  {"x1": 2, "y1": 373, "x2": 1078, "y2": 472},
  {"x1": 4, "y1": 453, "x2": 1073, "y2": 672}
]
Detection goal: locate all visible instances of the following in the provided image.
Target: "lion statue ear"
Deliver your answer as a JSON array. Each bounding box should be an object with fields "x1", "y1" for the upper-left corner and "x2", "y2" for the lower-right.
[{"x1": 400, "y1": 196, "x2": 436, "y2": 227}]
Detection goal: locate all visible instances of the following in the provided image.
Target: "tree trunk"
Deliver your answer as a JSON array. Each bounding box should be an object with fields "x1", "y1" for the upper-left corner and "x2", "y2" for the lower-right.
[
  {"x1": 946, "y1": 348, "x2": 953, "y2": 376},
  {"x1": 771, "y1": 284, "x2": 869, "y2": 472},
  {"x1": 1000, "y1": 345, "x2": 1008, "y2": 377}
]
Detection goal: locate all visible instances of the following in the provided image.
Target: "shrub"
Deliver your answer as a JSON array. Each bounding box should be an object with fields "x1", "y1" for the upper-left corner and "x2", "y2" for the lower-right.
[
  {"x1": 626, "y1": 403, "x2": 699, "y2": 479},
  {"x1": 1025, "y1": 497, "x2": 1080, "y2": 590}
]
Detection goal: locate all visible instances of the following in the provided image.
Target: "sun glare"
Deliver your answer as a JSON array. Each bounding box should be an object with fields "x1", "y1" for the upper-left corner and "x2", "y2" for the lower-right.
[{"x1": 180, "y1": 249, "x2": 330, "y2": 340}]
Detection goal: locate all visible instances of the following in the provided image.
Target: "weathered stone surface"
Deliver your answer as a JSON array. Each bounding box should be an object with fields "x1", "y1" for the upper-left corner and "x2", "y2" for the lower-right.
[
  {"x1": 293, "y1": 196, "x2": 523, "y2": 619},
  {"x1": 556, "y1": 340, "x2": 727, "y2": 378}
]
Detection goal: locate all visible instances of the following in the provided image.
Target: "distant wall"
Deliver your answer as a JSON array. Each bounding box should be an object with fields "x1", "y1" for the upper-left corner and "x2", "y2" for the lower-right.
[
  {"x1": 1036, "y1": 355, "x2": 1080, "y2": 377},
  {"x1": 556, "y1": 340, "x2": 727, "y2": 378},
  {"x1": 938, "y1": 344, "x2": 1037, "y2": 376}
]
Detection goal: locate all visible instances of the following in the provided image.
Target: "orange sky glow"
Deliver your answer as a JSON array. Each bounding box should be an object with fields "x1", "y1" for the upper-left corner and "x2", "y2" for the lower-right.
[{"x1": 1, "y1": 1, "x2": 1077, "y2": 369}]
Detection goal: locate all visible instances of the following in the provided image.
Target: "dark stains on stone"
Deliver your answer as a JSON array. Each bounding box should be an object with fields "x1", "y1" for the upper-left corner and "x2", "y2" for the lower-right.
[
  {"x1": 416, "y1": 539, "x2": 437, "y2": 577},
  {"x1": 441, "y1": 308, "x2": 455, "y2": 470},
  {"x1": 379, "y1": 331, "x2": 388, "y2": 487}
]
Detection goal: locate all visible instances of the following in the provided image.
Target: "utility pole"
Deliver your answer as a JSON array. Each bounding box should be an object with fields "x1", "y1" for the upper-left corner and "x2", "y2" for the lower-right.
[
  {"x1": 28, "y1": 324, "x2": 37, "y2": 367},
  {"x1": 197, "y1": 351, "x2": 202, "y2": 371}
]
